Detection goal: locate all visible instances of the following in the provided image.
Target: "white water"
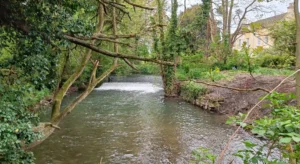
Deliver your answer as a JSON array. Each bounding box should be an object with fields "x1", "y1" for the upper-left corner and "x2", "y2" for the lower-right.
[{"x1": 95, "y1": 82, "x2": 163, "y2": 93}]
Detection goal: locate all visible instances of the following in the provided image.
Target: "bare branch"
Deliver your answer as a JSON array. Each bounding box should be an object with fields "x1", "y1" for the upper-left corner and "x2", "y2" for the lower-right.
[
  {"x1": 231, "y1": 0, "x2": 257, "y2": 44},
  {"x1": 124, "y1": 0, "x2": 155, "y2": 10}
]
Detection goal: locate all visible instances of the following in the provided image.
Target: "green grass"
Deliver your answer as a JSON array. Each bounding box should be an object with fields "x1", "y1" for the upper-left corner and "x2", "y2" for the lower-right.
[
  {"x1": 176, "y1": 67, "x2": 231, "y2": 82},
  {"x1": 177, "y1": 67, "x2": 294, "y2": 83},
  {"x1": 252, "y1": 67, "x2": 294, "y2": 76}
]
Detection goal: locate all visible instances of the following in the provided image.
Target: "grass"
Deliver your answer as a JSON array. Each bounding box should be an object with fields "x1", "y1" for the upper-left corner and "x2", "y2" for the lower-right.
[
  {"x1": 252, "y1": 67, "x2": 294, "y2": 76},
  {"x1": 176, "y1": 67, "x2": 294, "y2": 83}
]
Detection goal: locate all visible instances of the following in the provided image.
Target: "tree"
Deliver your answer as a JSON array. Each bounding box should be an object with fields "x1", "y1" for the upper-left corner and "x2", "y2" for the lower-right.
[
  {"x1": 212, "y1": 0, "x2": 271, "y2": 63},
  {"x1": 178, "y1": 1, "x2": 213, "y2": 55},
  {"x1": 153, "y1": 0, "x2": 184, "y2": 96},
  {"x1": 295, "y1": 0, "x2": 300, "y2": 108},
  {"x1": 270, "y1": 20, "x2": 296, "y2": 55},
  {"x1": 0, "y1": 0, "x2": 174, "y2": 162}
]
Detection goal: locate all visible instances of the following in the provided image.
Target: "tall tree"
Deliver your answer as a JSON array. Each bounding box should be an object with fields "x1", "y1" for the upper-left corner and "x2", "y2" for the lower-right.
[{"x1": 295, "y1": 0, "x2": 300, "y2": 107}]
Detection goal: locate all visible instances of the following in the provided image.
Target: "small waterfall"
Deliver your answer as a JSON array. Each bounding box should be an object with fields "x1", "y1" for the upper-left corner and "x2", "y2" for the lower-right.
[{"x1": 95, "y1": 82, "x2": 163, "y2": 93}]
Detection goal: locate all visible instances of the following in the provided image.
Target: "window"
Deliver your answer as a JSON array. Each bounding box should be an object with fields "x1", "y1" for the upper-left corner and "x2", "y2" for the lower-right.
[
  {"x1": 239, "y1": 39, "x2": 242, "y2": 48},
  {"x1": 257, "y1": 36, "x2": 261, "y2": 46},
  {"x1": 264, "y1": 36, "x2": 268, "y2": 44}
]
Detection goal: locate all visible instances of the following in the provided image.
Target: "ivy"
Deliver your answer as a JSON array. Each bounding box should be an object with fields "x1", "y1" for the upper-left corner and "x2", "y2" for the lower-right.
[{"x1": 0, "y1": 86, "x2": 42, "y2": 163}]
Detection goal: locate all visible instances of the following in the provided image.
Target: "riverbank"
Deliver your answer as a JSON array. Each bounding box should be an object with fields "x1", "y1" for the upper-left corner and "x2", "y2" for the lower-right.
[{"x1": 179, "y1": 72, "x2": 295, "y2": 118}]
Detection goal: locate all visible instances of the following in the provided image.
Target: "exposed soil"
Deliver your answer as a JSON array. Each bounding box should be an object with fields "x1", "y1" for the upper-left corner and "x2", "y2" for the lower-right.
[{"x1": 180, "y1": 73, "x2": 296, "y2": 119}]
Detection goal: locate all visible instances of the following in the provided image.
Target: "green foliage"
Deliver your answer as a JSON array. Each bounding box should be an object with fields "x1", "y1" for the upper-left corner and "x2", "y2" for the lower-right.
[
  {"x1": 227, "y1": 92, "x2": 300, "y2": 163},
  {"x1": 181, "y1": 82, "x2": 207, "y2": 101},
  {"x1": 176, "y1": 68, "x2": 189, "y2": 81},
  {"x1": 178, "y1": 0, "x2": 212, "y2": 54},
  {"x1": 177, "y1": 59, "x2": 227, "y2": 82},
  {"x1": 177, "y1": 53, "x2": 228, "y2": 81},
  {"x1": 0, "y1": 1, "x2": 97, "y2": 162},
  {"x1": 233, "y1": 141, "x2": 285, "y2": 164},
  {"x1": 190, "y1": 147, "x2": 217, "y2": 164},
  {"x1": 212, "y1": 45, "x2": 258, "y2": 71},
  {"x1": 226, "y1": 113, "x2": 248, "y2": 128},
  {"x1": 0, "y1": 86, "x2": 43, "y2": 163},
  {"x1": 137, "y1": 63, "x2": 160, "y2": 75},
  {"x1": 252, "y1": 67, "x2": 294, "y2": 76},
  {"x1": 256, "y1": 53, "x2": 295, "y2": 69},
  {"x1": 204, "y1": 67, "x2": 227, "y2": 82},
  {"x1": 270, "y1": 20, "x2": 296, "y2": 55}
]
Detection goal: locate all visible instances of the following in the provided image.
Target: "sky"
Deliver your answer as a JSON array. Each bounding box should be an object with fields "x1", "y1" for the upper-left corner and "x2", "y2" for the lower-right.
[{"x1": 175, "y1": 0, "x2": 294, "y2": 22}]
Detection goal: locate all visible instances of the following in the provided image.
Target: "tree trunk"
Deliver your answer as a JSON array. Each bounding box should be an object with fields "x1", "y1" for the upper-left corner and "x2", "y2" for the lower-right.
[
  {"x1": 227, "y1": 0, "x2": 234, "y2": 48},
  {"x1": 157, "y1": 0, "x2": 178, "y2": 97},
  {"x1": 51, "y1": 3, "x2": 106, "y2": 123},
  {"x1": 295, "y1": 0, "x2": 300, "y2": 108}
]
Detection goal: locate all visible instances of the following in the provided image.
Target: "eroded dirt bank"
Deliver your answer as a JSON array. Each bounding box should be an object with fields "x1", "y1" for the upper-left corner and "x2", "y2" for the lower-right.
[{"x1": 179, "y1": 74, "x2": 295, "y2": 117}]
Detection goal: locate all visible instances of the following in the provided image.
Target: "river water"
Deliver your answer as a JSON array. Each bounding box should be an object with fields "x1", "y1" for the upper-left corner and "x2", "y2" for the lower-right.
[{"x1": 33, "y1": 75, "x2": 261, "y2": 164}]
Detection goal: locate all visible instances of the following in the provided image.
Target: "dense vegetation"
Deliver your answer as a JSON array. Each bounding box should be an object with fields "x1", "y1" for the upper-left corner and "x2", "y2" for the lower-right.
[{"x1": 1, "y1": 0, "x2": 300, "y2": 163}]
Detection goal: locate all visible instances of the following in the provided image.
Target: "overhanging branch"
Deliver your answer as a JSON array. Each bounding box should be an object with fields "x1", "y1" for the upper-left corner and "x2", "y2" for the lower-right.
[{"x1": 64, "y1": 35, "x2": 174, "y2": 66}]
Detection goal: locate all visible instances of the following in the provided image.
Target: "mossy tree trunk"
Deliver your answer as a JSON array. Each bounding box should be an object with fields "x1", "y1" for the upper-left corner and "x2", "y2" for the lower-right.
[
  {"x1": 51, "y1": 3, "x2": 109, "y2": 124},
  {"x1": 156, "y1": 0, "x2": 179, "y2": 97}
]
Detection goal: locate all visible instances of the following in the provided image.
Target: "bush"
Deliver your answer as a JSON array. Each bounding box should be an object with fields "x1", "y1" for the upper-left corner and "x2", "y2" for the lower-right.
[
  {"x1": 0, "y1": 86, "x2": 41, "y2": 163},
  {"x1": 176, "y1": 68, "x2": 188, "y2": 81},
  {"x1": 212, "y1": 50, "x2": 255, "y2": 71},
  {"x1": 202, "y1": 67, "x2": 227, "y2": 82},
  {"x1": 256, "y1": 53, "x2": 295, "y2": 69},
  {"x1": 181, "y1": 82, "x2": 207, "y2": 101}
]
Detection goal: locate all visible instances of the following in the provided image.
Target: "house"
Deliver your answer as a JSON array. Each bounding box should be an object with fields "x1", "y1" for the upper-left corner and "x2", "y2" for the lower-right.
[{"x1": 233, "y1": 3, "x2": 295, "y2": 50}]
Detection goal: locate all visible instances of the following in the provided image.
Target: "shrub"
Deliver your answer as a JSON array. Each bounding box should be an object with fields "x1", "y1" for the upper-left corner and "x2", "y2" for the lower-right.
[
  {"x1": 202, "y1": 67, "x2": 227, "y2": 82},
  {"x1": 256, "y1": 53, "x2": 295, "y2": 69},
  {"x1": 176, "y1": 68, "x2": 188, "y2": 81},
  {"x1": 0, "y1": 86, "x2": 41, "y2": 163},
  {"x1": 212, "y1": 50, "x2": 256, "y2": 71},
  {"x1": 181, "y1": 82, "x2": 207, "y2": 101}
]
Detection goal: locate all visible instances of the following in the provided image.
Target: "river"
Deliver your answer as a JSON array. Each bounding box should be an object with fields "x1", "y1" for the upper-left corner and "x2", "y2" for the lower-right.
[{"x1": 33, "y1": 75, "x2": 261, "y2": 164}]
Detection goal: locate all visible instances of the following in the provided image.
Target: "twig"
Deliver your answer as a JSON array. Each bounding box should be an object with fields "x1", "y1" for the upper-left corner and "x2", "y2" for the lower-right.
[{"x1": 216, "y1": 69, "x2": 300, "y2": 164}]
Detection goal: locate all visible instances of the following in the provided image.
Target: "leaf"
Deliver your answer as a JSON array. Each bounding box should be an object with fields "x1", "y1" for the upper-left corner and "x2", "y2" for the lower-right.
[
  {"x1": 243, "y1": 140, "x2": 257, "y2": 148},
  {"x1": 240, "y1": 122, "x2": 247, "y2": 128},
  {"x1": 292, "y1": 136, "x2": 300, "y2": 142},
  {"x1": 279, "y1": 137, "x2": 292, "y2": 144}
]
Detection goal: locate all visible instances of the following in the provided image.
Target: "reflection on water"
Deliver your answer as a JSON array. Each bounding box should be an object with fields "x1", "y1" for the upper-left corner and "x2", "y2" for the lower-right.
[{"x1": 33, "y1": 75, "x2": 260, "y2": 164}]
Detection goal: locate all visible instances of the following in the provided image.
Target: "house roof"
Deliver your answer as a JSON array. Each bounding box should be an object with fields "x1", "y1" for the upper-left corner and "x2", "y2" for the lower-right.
[{"x1": 254, "y1": 13, "x2": 287, "y2": 28}]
